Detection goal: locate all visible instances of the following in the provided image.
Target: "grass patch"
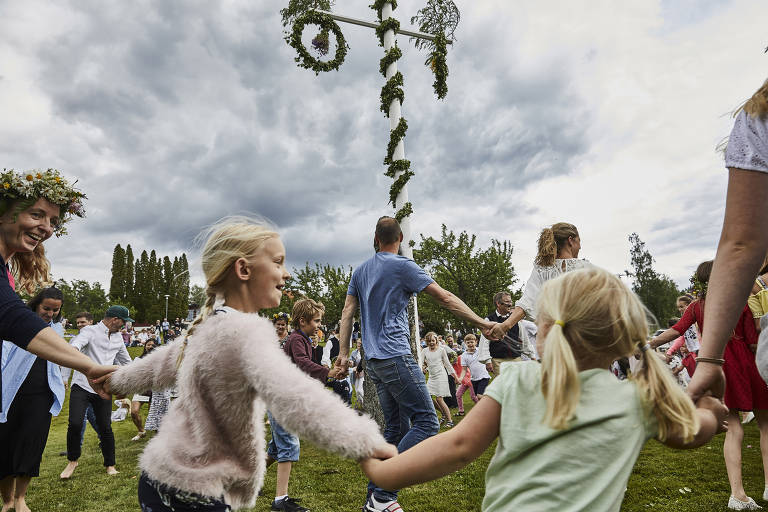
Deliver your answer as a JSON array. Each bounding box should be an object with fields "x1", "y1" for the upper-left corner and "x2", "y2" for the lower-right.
[{"x1": 22, "y1": 352, "x2": 768, "y2": 511}]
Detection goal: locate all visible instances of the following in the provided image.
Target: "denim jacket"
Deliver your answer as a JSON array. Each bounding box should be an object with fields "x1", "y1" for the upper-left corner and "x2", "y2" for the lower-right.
[{"x1": 1, "y1": 322, "x2": 66, "y2": 422}]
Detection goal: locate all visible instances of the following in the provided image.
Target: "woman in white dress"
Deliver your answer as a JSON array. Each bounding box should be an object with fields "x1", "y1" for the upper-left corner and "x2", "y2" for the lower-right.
[
  {"x1": 420, "y1": 332, "x2": 458, "y2": 428},
  {"x1": 489, "y1": 222, "x2": 590, "y2": 341}
]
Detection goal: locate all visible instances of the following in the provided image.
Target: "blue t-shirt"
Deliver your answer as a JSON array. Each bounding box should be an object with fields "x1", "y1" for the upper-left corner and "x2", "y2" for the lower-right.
[{"x1": 348, "y1": 252, "x2": 434, "y2": 360}]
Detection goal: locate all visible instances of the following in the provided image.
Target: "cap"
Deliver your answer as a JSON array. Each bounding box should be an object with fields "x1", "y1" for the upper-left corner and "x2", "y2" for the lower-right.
[{"x1": 105, "y1": 305, "x2": 134, "y2": 323}]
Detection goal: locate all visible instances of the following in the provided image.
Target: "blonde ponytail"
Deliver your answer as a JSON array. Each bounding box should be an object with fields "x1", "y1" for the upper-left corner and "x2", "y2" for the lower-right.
[
  {"x1": 540, "y1": 322, "x2": 580, "y2": 429},
  {"x1": 535, "y1": 223, "x2": 579, "y2": 267},
  {"x1": 176, "y1": 290, "x2": 218, "y2": 369},
  {"x1": 536, "y1": 267, "x2": 699, "y2": 440},
  {"x1": 741, "y1": 78, "x2": 768, "y2": 119},
  {"x1": 633, "y1": 344, "x2": 698, "y2": 442}
]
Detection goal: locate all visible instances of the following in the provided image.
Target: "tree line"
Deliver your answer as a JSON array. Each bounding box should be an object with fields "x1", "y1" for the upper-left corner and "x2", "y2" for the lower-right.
[
  {"x1": 46, "y1": 230, "x2": 687, "y2": 332},
  {"x1": 108, "y1": 244, "x2": 191, "y2": 323}
]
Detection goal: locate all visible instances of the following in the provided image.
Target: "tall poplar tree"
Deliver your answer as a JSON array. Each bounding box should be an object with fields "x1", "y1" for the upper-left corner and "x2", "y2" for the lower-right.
[
  {"x1": 109, "y1": 244, "x2": 126, "y2": 301},
  {"x1": 124, "y1": 245, "x2": 135, "y2": 305}
]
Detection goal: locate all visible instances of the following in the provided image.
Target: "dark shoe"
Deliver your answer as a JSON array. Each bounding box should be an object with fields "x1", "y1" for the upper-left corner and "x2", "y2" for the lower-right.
[
  {"x1": 59, "y1": 451, "x2": 67, "y2": 456},
  {"x1": 271, "y1": 496, "x2": 309, "y2": 511}
]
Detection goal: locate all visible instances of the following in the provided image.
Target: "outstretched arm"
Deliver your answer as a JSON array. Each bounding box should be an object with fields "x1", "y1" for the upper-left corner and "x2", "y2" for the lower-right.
[
  {"x1": 107, "y1": 340, "x2": 182, "y2": 395},
  {"x1": 361, "y1": 396, "x2": 500, "y2": 489},
  {"x1": 337, "y1": 294, "x2": 359, "y2": 367},
  {"x1": 423, "y1": 283, "x2": 493, "y2": 331}
]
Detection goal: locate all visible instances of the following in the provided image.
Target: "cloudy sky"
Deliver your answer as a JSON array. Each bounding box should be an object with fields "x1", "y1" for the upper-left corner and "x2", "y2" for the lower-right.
[{"x1": 0, "y1": 0, "x2": 765, "y2": 293}]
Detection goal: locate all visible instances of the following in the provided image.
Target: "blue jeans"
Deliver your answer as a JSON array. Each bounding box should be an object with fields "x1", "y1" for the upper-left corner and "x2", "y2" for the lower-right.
[
  {"x1": 266, "y1": 411, "x2": 300, "y2": 462},
  {"x1": 365, "y1": 355, "x2": 439, "y2": 502}
]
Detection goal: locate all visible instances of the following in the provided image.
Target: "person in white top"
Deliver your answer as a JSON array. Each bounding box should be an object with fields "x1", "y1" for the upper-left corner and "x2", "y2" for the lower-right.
[
  {"x1": 60, "y1": 305, "x2": 133, "y2": 479},
  {"x1": 489, "y1": 222, "x2": 590, "y2": 341}
]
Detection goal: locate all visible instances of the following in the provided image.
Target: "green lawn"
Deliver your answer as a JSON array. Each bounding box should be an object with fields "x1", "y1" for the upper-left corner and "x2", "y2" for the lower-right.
[{"x1": 22, "y1": 354, "x2": 768, "y2": 511}]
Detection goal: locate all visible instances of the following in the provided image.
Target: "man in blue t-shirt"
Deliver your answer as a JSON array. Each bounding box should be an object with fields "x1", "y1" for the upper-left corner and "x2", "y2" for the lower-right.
[{"x1": 337, "y1": 216, "x2": 495, "y2": 512}]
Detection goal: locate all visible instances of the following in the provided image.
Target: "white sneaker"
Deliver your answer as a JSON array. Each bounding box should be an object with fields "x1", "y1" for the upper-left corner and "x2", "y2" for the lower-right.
[
  {"x1": 728, "y1": 496, "x2": 762, "y2": 510},
  {"x1": 364, "y1": 496, "x2": 403, "y2": 512},
  {"x1": 763, "y1": 487, "x2": 768, "y2": 501},
  {"x1": 743, "y1": 412, "x2": 756, "y2": 424}
]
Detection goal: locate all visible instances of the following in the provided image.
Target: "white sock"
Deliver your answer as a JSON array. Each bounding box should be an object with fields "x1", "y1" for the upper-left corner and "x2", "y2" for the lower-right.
[{"x1": 274, "y1": 495, "x2": 287, "y2": 502}]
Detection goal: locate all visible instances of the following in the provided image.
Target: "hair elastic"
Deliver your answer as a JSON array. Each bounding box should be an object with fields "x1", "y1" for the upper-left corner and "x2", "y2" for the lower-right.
[
  {"x1": 640, "y1": 343, "x2": 651, "y2": 352},
  {"x1": 554, "y1": 320, "x2": 565, "y2": 327}
]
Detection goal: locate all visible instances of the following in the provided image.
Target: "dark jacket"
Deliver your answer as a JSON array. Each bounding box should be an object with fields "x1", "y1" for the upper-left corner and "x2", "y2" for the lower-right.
[
  {"x1": 487, "y1": 311, "x2": 521, "y2": 359},
  {"x1": 283, "y1": 330, "x2": 330, "y2": 382}
]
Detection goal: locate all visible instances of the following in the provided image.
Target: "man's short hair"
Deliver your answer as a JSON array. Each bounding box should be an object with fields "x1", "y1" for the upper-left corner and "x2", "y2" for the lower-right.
[
  {"x1": 375, "y1": 216, "x2": 402, "y2": 245},
  {"x1": 75, "y1": 311, "x2": 93, "y2": 322},
  {"x1": 291, "y1": 298, "x2": 326, "y2": 330},
  {"x1": 493, "y1": 291, "x2": 511, "y2": 306}
]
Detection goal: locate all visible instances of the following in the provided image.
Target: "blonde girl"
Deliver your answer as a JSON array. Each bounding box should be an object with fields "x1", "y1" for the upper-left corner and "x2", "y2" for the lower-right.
[
  {"x1": 362, "y1": 267, "x2": 727, "y2": 511},
  {"x1": 419, "y1": 332, "x2": 458, "y2": 428},
  {"x1": 104, "y1": 217, "x2": 394, "y2": 512}
]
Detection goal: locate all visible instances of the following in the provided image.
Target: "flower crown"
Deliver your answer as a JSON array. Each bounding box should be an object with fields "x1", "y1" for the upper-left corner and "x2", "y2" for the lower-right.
[
  {"x1": 272, "y1": 312, "x2": 291, "y2": 323},
  {"x1": 0, "y1": 168, "x2": 86, "y2": 236}
]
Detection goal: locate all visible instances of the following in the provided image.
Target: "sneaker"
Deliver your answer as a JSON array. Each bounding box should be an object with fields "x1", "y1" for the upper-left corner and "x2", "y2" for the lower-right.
[
  {"x1": 743, "y1": 412, "x2": 756, "y2": 424},
  {"x1": 131, "y1": 431, "x2": 147, "y2": 441},
  {"x1": 364, "y1": 495, "x2": 403, "y2": 511},
  {"x1": 728, "y1": 496, "x2": 762, "y2": 510},
  {"x1": 445, "y1": 421, "x2": 455, "y2": 428},
  {"x1": 764, "y1": 487, "x2": 768, "y2": 501},
  {"x1": 271, "y1": 496, "x2": 309, "y2": 511}
]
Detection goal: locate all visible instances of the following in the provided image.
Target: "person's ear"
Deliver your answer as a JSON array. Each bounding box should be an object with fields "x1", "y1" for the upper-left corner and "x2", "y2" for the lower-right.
[{"x1": 233, "y1": 257, "x2": 251, "y2": 281}]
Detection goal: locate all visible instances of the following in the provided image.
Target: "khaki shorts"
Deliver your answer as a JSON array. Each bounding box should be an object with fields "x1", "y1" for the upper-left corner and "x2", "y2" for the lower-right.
[{"x1": 492, "y1": 357, "x2": 521, "y2": 375}]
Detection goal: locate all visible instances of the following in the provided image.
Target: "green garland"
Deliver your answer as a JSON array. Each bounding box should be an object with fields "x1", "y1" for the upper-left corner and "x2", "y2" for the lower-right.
[
  {"x1": 370, "y1": 0, "x2": 397, "y2": 21},
  {"x1": 379, "y1": 45, "x2": 402, "y2": 77},
  {"x1": 429, "y1": 31, "x2": 448, "y2": 99},
  {"x1": 380, "y1": 71, "x2": 405, "y2": 115},
  {"x1": 384, "y1": 159, "x2": 410, "y2": 179},
  {"x1": 389, "y1": 170, "x2": 414, "y2": 206},
  {"x1": 289, "y1": 11, "x2": 348, "y2": 75},
  {"x1": 376, "y1": 18, "x2": 401, "y2": 47},
  {"x1": 384, "y1": 118, "x2": 408, "y2": 164},
  {"x1": 395, "y1": 202, "x2": 413, "y2": 223}
]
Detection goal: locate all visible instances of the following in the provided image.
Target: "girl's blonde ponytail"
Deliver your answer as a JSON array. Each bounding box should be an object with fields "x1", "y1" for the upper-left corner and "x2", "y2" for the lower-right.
[
  {"x1": 540, "y1": 322, "x2": 580, "y2": 429},
  {"x1": 176, "y1": 290, "x2": 218, "y2": 369},
  {"x1": 634, "y1": 344, "x2": 698, "y2": 442}
]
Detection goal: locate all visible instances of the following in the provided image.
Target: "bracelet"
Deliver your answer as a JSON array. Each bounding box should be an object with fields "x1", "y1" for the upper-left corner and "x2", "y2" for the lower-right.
[{"x1": 695, "y1": 357, "x2": 725, "y2": 366}]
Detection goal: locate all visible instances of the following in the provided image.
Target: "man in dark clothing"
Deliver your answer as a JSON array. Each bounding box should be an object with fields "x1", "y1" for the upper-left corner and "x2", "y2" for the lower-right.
[{"x1": 478, "y1": 291, "x2": 523, "y2": 375}]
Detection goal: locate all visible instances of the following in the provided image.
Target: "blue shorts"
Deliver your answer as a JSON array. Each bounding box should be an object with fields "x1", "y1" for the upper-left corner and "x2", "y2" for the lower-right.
[{"x1": 266, "y1": 411, "x2": 300, "y2": 463}]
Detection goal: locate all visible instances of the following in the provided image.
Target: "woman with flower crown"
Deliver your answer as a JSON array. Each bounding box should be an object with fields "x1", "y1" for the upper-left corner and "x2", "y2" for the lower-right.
[{"x1": 0, "y1": 169, "x2": 114, "y2": 512}]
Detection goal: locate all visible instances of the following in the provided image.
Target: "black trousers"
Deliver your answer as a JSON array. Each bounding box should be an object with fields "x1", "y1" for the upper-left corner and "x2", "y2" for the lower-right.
[
  {"x1": 138, "y1": 473, "x2": 230, "y2": 511},
  {"x1": 66, "y1": 384, "x2": 115, "y2": 466}
]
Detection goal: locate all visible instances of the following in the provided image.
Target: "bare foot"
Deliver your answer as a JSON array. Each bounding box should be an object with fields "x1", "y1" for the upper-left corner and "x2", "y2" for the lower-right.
[
  {"x1": 59, "y1": 461, "x2": 78, "y2": 479},
  {"x1": 1, "y1": 501, "x2": 13, "y2": 512},
  {"x1": 14, "y1": 497, "x2": 30, "y2": 512},
  {"x1": 105, "y1": 467, "x2": 119, "y2": 476}
]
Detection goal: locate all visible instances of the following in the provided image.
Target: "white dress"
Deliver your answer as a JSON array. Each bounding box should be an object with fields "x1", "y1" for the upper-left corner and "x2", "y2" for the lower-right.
[
  {"x1": 516, "y1": 258, "x2": 592, "y2": 320},
  {"x1": 421, "y1": 346, "x2": 452, "y2": 397}
]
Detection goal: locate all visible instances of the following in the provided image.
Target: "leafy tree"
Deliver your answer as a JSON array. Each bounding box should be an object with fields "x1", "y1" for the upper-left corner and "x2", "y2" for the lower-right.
[
  {"x1": 125, "y1": 245, "x2": 134, "y2": 305},
  {"x1": 625, "y1": 233, "x2": 682, "y2": 330},
  {"x1": 109, "y1": 244, "x2": 125, "y2": 301},
  {"x1": 57, "y1": 279, "x2": 109, "y2": 322},
  {"x1": 414, "y1": 224, "x2": 517, "y2": 333}
]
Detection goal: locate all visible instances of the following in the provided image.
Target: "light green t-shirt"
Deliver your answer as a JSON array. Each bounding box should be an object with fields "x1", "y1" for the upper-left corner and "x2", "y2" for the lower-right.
[{"x1": 483, "y1": 362, "x2": 657, "y2": 512}]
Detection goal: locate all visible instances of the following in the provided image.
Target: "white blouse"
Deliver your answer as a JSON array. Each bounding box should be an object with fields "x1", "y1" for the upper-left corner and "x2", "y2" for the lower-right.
[
  {"x1": 516, "y1": 259, "x2": 592, "y2": 320},
  {"x1": 725, "y1": 109, "x2": 768, "y2": 173}
]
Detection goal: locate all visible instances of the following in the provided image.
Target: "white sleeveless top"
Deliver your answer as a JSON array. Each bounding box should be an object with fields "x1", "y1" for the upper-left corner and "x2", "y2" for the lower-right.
[
  {"x1": 516, "y1": 259, "x2": 591, "y2": 320},
  {"x1": 725, "y1": 109, "x2": 768, "y2": 173}
]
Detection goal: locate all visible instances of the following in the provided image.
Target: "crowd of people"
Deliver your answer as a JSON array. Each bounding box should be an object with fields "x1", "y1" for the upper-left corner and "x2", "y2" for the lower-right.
[{"x1": 0, "y1": 77, "x2": 767, "y2": 512}]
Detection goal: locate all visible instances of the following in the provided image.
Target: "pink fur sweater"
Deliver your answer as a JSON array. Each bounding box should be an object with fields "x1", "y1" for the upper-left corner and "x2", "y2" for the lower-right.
[{"x1": 109, "y1": 309, "x2": 386, "y2": 510}]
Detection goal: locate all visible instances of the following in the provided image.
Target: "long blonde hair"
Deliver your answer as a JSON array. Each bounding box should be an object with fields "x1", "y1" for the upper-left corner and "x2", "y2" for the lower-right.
[
  {"x1": 176, "y1": 216, "x2": 279, "y2": 368},
  {"x1": 537, "y1": 267, "x2": 698, "y2": 442},
  {"x1": 11, "y1": 244, "x2": 52, "y2": 295},
  {"x1": 741, "y1": 78, "x2": 768, "y2": 119},
  {"x1": 535, "y1": 222, "x2": 579, "y2": 267}
]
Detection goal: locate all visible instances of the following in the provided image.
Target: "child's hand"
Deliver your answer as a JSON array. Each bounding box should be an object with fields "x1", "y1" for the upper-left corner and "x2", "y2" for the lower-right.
[{"x1": 697, "y1": 395, "x2": 729, "y2": 434}]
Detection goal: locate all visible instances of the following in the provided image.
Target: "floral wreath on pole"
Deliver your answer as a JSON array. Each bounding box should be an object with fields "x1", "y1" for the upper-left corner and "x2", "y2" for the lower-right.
[{"x1": 289, "y1": 11, "x2": 348, "y2": 75}]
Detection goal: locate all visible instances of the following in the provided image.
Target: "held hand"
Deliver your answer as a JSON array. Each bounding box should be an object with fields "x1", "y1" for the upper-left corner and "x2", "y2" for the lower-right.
[
  {"x1": 87, "y1": 364, "x2": 119, "y2": 399},
  {"x1": 696, "y1": 395, "x2": 729, "y2": 434},
  {"x1": 487, "y1": 322, "x2": 507, "y2": 341},
  {"x1": 335, "y1": 354, "x2": 349, "y2": 371},
  {"x1": 327, "y1": 366, "x2": 344, "y2": 380},
  {"x1": 687, "y1": 363, "x2": 726, "y2": 402}
]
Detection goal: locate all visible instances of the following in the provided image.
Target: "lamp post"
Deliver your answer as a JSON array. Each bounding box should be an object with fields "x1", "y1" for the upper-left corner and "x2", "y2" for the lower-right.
[{"x1": 164, "y1": 294, "x2": 169, "y2": 320}]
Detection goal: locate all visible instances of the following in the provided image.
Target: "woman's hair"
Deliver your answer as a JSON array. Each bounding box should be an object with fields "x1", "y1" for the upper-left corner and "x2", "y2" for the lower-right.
[
  {"x1": 536, "y1": 267, "x2": 698, "y2": 442},
  {"x1": 694, "y1": 260, "x2": 713, "y2": 301},
  {"x1": 27, "y1": 286, "x2": 64, "y2": 322},
  {"x1": 535, "y1": 222, "x2": 579, "y2": 267},
  {"x1": 676, "y1": 294, "x2": 693, "y2": 306},
  {"x1": 759, "y1": 250, "x2": 768, "y2": 276},
  {"x1": 176, "y1": 216, "x2": 279, "y2": 368},
  {"x1": 741, "y1": 78, "x2": 768, "y2": 119},
  {"x1": 424, "y1": 331, "x2": 437, "y2": 343},
  {"x1": 10, "y1": 244, "x2": 52, "y2": 295},
  {"x1": 291, "y1": 298, "x2": 325, "y2": 330},
  {"x1": 141, "y1": 339, "x2": 156, "y2": 357}
]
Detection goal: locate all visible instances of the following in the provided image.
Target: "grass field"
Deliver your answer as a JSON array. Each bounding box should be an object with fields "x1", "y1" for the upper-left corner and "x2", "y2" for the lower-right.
[{"x1": 18, "y1": 349, "x2": 768, "y2": 511}]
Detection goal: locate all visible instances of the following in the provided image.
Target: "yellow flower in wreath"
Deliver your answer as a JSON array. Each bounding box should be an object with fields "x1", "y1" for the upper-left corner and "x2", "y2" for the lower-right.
[
  {"x1": 3, "y1": 182, "x2": 9, "y2": 189},
  {"x1": 54, "y1": 177, "x2": 61, "y2": 183},
  {"x1": 25, "y1": 174, "x2": 34, "y2": 181},
  {"x1": 36, "y1": 172, "x2": 43, "y2": 179}
]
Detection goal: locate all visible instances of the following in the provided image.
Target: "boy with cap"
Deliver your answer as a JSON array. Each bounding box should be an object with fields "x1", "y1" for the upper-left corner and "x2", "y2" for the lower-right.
[{"x1": 60, "y1": 305, "x2": 134, "y2": 479}]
